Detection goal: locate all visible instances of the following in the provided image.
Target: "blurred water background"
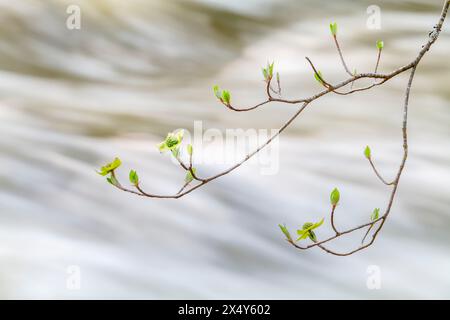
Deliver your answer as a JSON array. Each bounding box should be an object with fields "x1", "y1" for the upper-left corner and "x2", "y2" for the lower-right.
[{"x1": 0, "y1": 0, "x2": 449, "y2": 299}]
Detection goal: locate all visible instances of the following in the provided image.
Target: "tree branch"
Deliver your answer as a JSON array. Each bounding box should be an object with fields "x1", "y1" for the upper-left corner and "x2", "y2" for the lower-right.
[{"x1": 99, "y1": 0, "x2": 449, "y2": 256}]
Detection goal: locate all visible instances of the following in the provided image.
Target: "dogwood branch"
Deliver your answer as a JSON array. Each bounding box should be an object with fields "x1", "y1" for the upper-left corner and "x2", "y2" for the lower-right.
[{"x1": 99, "y1": 0, "x2": 449, "y2": 256}]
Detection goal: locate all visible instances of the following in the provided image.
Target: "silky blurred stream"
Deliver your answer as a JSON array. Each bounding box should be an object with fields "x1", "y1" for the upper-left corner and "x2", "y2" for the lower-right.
[{"x1": 0, "y1": 0, "x2": 449, "y2": 299}]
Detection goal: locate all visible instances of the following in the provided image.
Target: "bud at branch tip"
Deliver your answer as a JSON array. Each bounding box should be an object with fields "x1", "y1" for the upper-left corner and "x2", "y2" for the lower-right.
[
  {"x1": 330, "y1": 188, "x2": 340, "y2": 206},
  {"x1": 330, "y1": 22, "x2": 338, "y2": 36},
  {"x1": 377, "y1": 40, "x2": 384, "y2": 50}
]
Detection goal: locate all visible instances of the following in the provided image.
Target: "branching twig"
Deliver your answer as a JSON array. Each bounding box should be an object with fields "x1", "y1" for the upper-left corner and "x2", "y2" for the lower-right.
[
  {"x1": 98, "y1": 1, "x2": 449, "y2": 256},
  {"x1": 368, "y1": 157, "x2": 395, "y2": 186},
  {"x1": 333, "y1": 33, "x2": 353, "y2": 76}
]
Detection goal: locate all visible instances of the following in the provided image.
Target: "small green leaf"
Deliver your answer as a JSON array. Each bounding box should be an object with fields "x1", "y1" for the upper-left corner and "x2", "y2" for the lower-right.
[
  {"x1": 330, "y1": 188, "x2": 340, "y2": 206},
  {"x1": 262, "y1": 68, "x2": 268, "y2": 80},
  {"x1": 106, "y1": 173, "x2": 119, "y2": 186},
  {"x1": 97, "y1": 157, "x2": 122, "y2": 176},
  {"x1": 364, "y1": 145, "x2": 371, "y2": 159},
  {"x1": 297, "y1": 229, "x2": 317, "y2": 241},
  {"x1": 158, "y1": 130, "x2": 184, "y2": 153},
  {"x1": 302, "y1": 222, "x2": 314, "y2": 230},
  {"x1": 222, "y1": 90, "x2": 231, "y2": 105},
  {"x1": 166, "y1": 137, "x2": 179, "y2": 149},
  {"x1": 296, "y1": 229, "x2": 308, "y2": 241},
  {"x1": 376, "y1": 40, "x2": 384, "y2": 50},
  {"x1": 213, "y1": 85, "x2": 222, "y2": 99},
  {"x1": 268, "y1": 61, "x2": 274, "y2": 78},
  {"x1": 263, "y1": 62, "x2": 275, "y2": 81},
  {"x1": 296, "y1": 218, "x2": 324, "y2": 242},
  {"x1": 304, "y1": 218, "x2": 324, "y2": 231},
  {"x1": 171, "y1": 147, "x2": 180, "y2": 159},
  {"x1": 278, "y1": 224, "x2": 292, "y2": 241},
  {"x1": 276, "y1": 72, "x2": 280, "y2": 82},
  {"x1": 314, "y1": 71, "x2": 324, "y2": 84},
  {"x1": 185, "y1": 168, "x2": 197, "y2": 183},
  {"x1": 371, "y1": 208, "x2": 380, "y2": 221},
  {"x1": 129, "y1": 170, "x2": 139, "y2": 186},
  {"x1": 187, "y1": 144, "x2": 193, "y2": 156},
  {"x1": 307, "y1": 230, "x2": 317, "y2": 242},
  {"x1": 329, "y1": 22, "x2": 338, "y2": 36},
  {"x1": 158, "y1": 141, "x2": 167, "y2": 152}
]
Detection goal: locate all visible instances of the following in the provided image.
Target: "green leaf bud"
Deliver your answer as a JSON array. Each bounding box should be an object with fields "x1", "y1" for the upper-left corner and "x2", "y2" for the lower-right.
[
  {"x1": 371, "y1": 208, "x2": 380, "y2": 221},
  {"x1": 268, "y1": 61, "x2": 274, "y2": 78},
  {"x1": 314, "y1": 70, "x2": 324, "y2": 84},
  {"x1": 364, "y1": 145, "x2": 371, "y2": 159},
  {"x1": 213, "y1": 85, "x2": 222, "y2": 99},
  {"x1": 278, "y1": 224, "x2": 292, "y2": 241},
  {"x1": 221, "y1": 90, "x2": 231, "y2": 105},
  {"x1": 262, "y1": 68, "x2": 268, "y2": 80},
  {"x1": 106, "y1": 173, "x2": 119, "y2": 187},
  {"x1": 376, "y1": 40, "x2": 384, "y2": 50},
  {"x1": 185, "y1": 168, "x2": 197, "y2": 183},
  {"x1": 330, "y1": 188, "x2": 340, "y2": 206},
  {"x1": 129, "y1": 170, "x2": 139, "y2": 186},
  {"x1": 329, "y1": 22, "x2": 338, "y2": 36},
  {"x1": 187, "y1": 144, "x2": 193, "y2": 156}
]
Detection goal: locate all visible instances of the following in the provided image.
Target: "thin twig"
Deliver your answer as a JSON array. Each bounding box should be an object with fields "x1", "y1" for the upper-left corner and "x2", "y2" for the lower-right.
[
  {"x1": 330, "y1": 205, "x2": 340, "y2": 235},
  {"x1": 108, "y1": 0, "x2": 449, "y2": 256},
  {"x1": 361, "y1": 223, "x2": 374, "y2": 245},
  {"x1": 333, "y1": 35, "x2": 353, "y2": 76},
  {"x1": 368, "y1": 157, "x2": 395, "y2": 186},
  {"x1": 302, "y1": 64, "x2": 418, "y2": 256},
  {"x1": 374, "y1": 48, "x2": 382, "y2": 74}
]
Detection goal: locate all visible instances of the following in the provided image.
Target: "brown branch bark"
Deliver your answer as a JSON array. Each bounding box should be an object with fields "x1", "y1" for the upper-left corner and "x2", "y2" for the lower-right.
[{"x1": 108, "y1": 0, "x2": 449, "y2": 256}]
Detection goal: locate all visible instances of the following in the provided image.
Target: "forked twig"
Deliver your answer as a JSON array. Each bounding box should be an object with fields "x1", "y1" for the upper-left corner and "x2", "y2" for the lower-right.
[{"x1": 99, "y1": 1, "x2": 449, "y2": 256}]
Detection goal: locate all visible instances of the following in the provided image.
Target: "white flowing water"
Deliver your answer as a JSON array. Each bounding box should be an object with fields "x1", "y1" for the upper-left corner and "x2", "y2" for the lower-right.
[{"x1": 0, "y1": 0, "x2": 449, "y2": 299}]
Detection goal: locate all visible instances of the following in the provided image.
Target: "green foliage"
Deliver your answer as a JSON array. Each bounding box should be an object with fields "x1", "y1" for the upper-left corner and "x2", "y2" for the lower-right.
[
  {"x1": 330, "y1": 188, "x2": 340, "y2": 206},
  {"x1": 314, "y1": 70, "x2": 324, "y2": 84},
  {"x1": 376, "y1": 40, "x2": 384, "y2": 50},
  {"x1": 158, "y1": 130, "x2": 184, "y2": 153},
  {"x1": 364, "y1": 145, "x2": 371, "y2": 159},
  {"x1": 268, "y1": 62, "x2": 274, "y2": 78},
  {"x1": 213, "y1": 85, "x2": 222, "y2": 99},
  {"x1": 278, "y1": 224, "x2": 292, "y2": 241},
  {"x1": 262, "y1": 68, "x2": 268, "y2": 80},
  {"x1": 371, "y1": 208, "x2": 380, "y2": 221},
  {"x1": 106, "y1": 174, "x2": 119, "y2": 187},
  {"x1": 187, "y1": 144, "x2": 193, "y2": 156},
  {"x1": 97, "y1": 157, "x2": 122, "y2": 176},
  {"x1": 171, "y1": 147, "x2": 180, "y2": 158},
  {"x1": 213, "y1": 85, "x2": 231, "y2": 104},
  {"x1": 221, "y1": 90, "x2": 231, "y2": 105},
  {"x1": 296, "y1": 218, "x2": 324, "y2": 242},
  {"x1": 307, "y1": 230, "x2": 317, "y2": 242},
  {"x1": 262, "y1": 62, "x2": 275, "y2": 81},
  {"x1": 129, "y1": 170, "x2": 139, "y2": 186},
  {"x1": 329, "y1": 22, "x2": 338, "y2": 36},
  {"x1": 185, "y1": 168, "x2": 197, "y2": 183}
]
